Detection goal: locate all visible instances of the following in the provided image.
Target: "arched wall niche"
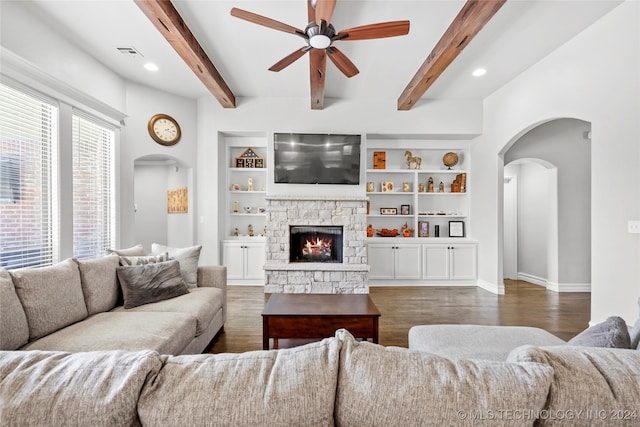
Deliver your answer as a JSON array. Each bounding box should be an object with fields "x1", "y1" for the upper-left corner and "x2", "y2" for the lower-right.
[{"x1": 133, "y1": 154, "x2": 195, "y2": 252}]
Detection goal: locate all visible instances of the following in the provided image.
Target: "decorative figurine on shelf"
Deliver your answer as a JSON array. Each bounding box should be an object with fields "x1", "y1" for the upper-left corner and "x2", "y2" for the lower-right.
[
  {"x1": 401, "y1": 222, "x2": 414, "y2": 237},
  {"x1": 248, "y1": 224, "x2": 254, "y2": 237},
  {"x1": 404, "y1": 150, "x2": 422, "y2": 169},
  {"x1": 233, "y1": 227, "x2": 239, "y2": 237},
  {"x1": 367, "y1": 224, "x2": 375, "y2": 237},
  {"x1": 439, "y1": 181, "x2": 445, "y2": 193},
  {"x1": 247, "y1": 177, "x2": 254, "y2": 192},
  {"x1": 403, "y1": 182, "x2": 411, "y2": 192},
  {"x1": 367, "y1": 181, "x2": 375, "y2": 192},
  {"x1": 419, "y1": 183, "x2": 425, "y2": 193},
  {"x1": 232, "y1": 201, "x2": 239, "y2": 213},
  {"x1": 427, "y1": 177, "x2": 434, "y2": 193}
]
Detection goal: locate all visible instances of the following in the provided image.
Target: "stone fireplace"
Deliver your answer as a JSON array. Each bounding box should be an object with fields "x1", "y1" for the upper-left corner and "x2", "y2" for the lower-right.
[{"x1": 264, "y1": 196, "x2": 369, "y2": 294}]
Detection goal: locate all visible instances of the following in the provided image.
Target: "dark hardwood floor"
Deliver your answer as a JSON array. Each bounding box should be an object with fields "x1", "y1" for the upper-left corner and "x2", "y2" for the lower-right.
[{"x1": 206, "y1": 280, "x2": 590, "y2": 354}]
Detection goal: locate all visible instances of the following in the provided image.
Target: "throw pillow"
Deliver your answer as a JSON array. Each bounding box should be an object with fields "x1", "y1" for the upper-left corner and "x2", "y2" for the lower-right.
[
  {"x1": 151, "y1": 243, "x2": 202, "y2": 288},
  {"x1": 106, "y1": 244, "x2": 146, "y2": 256},
  {"x1": 117, "y1": 260, "x2": 189, "y2": 309},
  {"x1": 118, "y1": 253, "x2": 168, "y2": 267},
  {"x1": 568, "y1": 316, "x2": 631, "y2": 348}
]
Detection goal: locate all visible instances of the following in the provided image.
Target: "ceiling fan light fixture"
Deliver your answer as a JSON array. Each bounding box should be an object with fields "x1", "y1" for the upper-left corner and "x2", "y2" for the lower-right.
[{"x1": 310, "y1": 34, "x2": 331, "y2": 49}]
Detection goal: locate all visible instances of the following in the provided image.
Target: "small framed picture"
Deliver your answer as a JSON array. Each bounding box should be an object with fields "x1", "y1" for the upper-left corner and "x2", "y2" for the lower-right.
[
  {"x1": 380, "y1": 207, "x2": 397, "y2": 215},
  {"x1": 449, "y1": 221, "x2": 465, "y2": 237},
  {"x1": 231, "y1": 183, "x2": 242, "y2": 191},
  {"x1": 401, "y1": 204, "x2": 410, "y2": 215},
  {"x1": 418, "y1": 221, "x2": 429, "y2": 237}
]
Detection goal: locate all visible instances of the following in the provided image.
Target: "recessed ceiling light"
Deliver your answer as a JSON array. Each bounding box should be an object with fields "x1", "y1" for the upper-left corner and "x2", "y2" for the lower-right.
[
  {"x1": 472, "y1": 68, "x2": 487, "y2": 77},
  {"x1": 144, "y1": 63, "x2": 159, "y2": 72}
]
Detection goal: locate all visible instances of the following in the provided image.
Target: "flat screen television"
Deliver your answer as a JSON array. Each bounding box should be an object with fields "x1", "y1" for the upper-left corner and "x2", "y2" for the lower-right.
[{"x1": 273, "y1": 133, "x2": 361, "y2": 185}]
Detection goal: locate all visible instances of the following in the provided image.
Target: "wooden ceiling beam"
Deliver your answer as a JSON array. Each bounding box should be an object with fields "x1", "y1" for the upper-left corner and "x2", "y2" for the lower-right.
[
  {"x1": 134, "y1": 0, "x2": 236, "y2": 108},
  {"x1": 397, "y1": 0, "x2": 506, "y2": 111}
]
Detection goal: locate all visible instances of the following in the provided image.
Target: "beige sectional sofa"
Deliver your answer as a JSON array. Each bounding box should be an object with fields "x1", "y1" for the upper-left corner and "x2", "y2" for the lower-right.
[
  {"x1": 1, "y1": 329, "x2": 639, "y2": 426},
  {"x1": 0, "y1": 255, "x2": 226, "y2": 355}
]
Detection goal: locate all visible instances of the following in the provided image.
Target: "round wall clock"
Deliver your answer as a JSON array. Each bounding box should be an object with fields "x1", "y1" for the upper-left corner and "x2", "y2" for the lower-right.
[{"x1": 148, "y1": 113, "x2": 181, "y2": 146}]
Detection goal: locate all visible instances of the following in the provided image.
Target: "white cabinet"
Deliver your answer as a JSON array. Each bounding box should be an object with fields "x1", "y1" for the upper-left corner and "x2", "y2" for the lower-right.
[
  {"x1": 222, "y1": 241, "x2": 265, "y2": 281},
  {"x1": 369, "y1": 243, "x2": 422, "y2": 280},
  {"x1": 423, "y1": 243, "x2": 477, "y2": 281}
]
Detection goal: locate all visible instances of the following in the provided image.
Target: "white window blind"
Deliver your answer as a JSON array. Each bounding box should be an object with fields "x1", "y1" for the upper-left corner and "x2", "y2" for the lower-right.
[
  {"x1": 72, "y1": 113, "x2": 115, "y2": 260},
  {"x1": 0, "y1": 82, "x2": 59, "y2": 269}
]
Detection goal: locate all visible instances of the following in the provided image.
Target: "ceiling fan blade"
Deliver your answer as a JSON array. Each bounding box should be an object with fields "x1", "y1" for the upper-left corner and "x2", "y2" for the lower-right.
[
  {"x1": 336, "y1": 20, "x2": 410, "y2": 41},
  {"x1": 230, "y1": 8, "x2": 304, "y2": 36},
  {"x1": 269, "y1": 48, "x2": 309, "y2": 72},
  {"x1": 315, "y1": 0, "x2": 336, "y2": 26},
  {"x1": 309, "y1": 49, "x2": 327, "y2": 110},
  {"x1": 307, "y1": 0, "x2": 315, "y2": 23},
  {"x1": 327, "y1": 47, "x2": 359, "y2": 78}
]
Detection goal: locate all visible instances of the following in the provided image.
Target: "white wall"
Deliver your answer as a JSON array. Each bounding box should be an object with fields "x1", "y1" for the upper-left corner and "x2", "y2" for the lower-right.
[
  {"x1": 472, "y1": 0, "x2": 640, "y2": 323},
  {"x1": 133, "y1": 165, "x2": 168, "y2": 252},
  {"x1": 516, "y1": 162, "x2": 550, "y2": 282}
]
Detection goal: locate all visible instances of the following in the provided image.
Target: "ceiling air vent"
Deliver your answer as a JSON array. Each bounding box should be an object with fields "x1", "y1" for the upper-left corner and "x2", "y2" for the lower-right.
[{"x1": 116, "y1": 46, "x2": 144, "y2": 57}]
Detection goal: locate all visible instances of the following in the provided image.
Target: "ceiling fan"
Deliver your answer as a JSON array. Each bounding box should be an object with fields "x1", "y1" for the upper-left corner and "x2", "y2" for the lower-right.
[{"x1": 230, "y1": 0, "x2": 410, "y2": 109}]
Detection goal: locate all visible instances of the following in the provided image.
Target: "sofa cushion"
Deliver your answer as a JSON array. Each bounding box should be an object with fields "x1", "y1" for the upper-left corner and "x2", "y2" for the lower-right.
[
  {"x1": 10, "y1": 258, "x2": 88, "y2": 341},
  {"x1": 408, "y1": 324, "x2": 566, "y2": 360},
  {"x1": 151, "y1": 243, "x2": 202, "y2": 288},
  {"x1": 138, "y1": 337, "x2": 340, "y2": 426},
  {"x1": 508, "y1": 345, "x2": 640, "y2": 426},
  {"x1": 0, "y1": 349, "x2": 162, "y2": 426},
  {"x1": 106, "y1": 244, "x2": 145, "y2": 256},
  {"x1": 0, "y1": 269, "x2": 29, "y2": 350},
  {"x1": 117, "y1": 260, "x2": 189, "y2": 309},
  {"x1": 22, "y1": 311, "x2": 197, "y2": 355},
  {"x1": 567, "y1": 316, "x2": 631, "y2": 348},
  {"x1": 111, "y1": 287, "x2": 222, "y2": 336},
  {"x1": 335, "y1": 329, "x2": 553, "y2": 427},
  {"x1": 75, "y1": 255, "x2": 120, "y2": 315}
]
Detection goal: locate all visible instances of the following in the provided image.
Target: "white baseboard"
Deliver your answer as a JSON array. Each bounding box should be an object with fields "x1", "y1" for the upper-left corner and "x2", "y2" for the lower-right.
[
  {"x1": 546, "y1": 281, "x2": 591, "y2": 292},
  {"x1": 517, "y1": 272, "x2": 547, "y2": 287},
  {"x1": 517, "y1": 272, "x2": 591, "y2": 293},
  {"x1": 477, "y1": 279, "x2": 504, "y2": 295}
]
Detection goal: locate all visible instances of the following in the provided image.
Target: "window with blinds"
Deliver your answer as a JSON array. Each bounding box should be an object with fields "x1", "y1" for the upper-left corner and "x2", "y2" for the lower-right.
[
  {"x1": 0, "y1": 82, "x2": 59, "y2": 269},
  {"x1": 72, "y1": 113, "x2": 115, "y2": 260}
]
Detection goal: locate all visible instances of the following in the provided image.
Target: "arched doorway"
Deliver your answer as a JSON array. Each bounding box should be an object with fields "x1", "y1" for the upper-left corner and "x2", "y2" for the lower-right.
[
  {"x1": 133, "y1": 155, "x2": 195, "y2": 252},
  {"x1": 501, "y1": 118, "x2": 591, "y2": 292}
]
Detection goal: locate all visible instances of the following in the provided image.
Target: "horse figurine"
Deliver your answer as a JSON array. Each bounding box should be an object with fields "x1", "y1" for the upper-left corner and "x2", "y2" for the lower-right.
[{"x1": 404, "y1": 151, "x2": 422, "y2": 169}]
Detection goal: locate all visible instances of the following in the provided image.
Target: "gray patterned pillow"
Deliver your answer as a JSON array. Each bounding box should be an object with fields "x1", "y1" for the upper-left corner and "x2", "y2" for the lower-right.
[
  {"x1": 118, "y1": 253, "x2": 168, "y2": 267},
  {"x1": 117, "y1": 260, "x2": 189, "y2": 309},
  {"x1": 568, "y1": 316, "x2": 631, "y2": 348}
]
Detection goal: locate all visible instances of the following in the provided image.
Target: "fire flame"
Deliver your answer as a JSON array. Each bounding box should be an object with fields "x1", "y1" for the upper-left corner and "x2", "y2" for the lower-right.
[{"x1": 302, "y1": 237, "x2": 333, "y2": 257}]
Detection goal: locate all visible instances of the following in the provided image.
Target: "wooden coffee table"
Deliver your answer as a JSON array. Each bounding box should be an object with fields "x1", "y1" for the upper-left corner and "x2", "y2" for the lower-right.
[{"x1": 262, "y1": 294, "x2": 381, "y2": 350}]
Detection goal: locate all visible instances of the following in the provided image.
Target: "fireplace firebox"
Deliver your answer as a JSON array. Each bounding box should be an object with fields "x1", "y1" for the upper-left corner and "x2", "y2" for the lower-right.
[{"x1": 289, "y1": 225, "x2": 343, "y2": 263}]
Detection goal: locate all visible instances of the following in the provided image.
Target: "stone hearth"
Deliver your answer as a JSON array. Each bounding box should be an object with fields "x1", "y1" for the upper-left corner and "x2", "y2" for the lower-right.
[{"x1": 264, "y1": 196, "x2": 369, "y2": 294}]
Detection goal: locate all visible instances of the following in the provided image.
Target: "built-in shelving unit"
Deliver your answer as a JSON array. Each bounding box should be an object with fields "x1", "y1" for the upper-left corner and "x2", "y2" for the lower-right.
[
  {"x1": 219, "y1": 133, "x2": 267, "y2": 284},
  {"x1": 365, "y1": 139, "x2": 470, "y2": 241}
]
